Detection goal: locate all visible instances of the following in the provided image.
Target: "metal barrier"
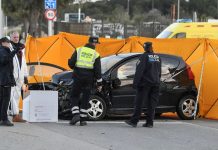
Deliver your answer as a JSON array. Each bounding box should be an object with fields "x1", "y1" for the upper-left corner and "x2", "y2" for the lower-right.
[{"x1": 54, "y1": 22, "x2": 169, "y2": 38}]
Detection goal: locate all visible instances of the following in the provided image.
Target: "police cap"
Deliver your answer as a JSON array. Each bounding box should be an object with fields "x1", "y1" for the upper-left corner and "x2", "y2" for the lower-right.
[
  {"x1": 0, "y1": 37, "x2": 10, "y2": 43},
  {"x1": 143, "y1": 42, "x2": 152, "y2": 51},
  {"x1": 89, "y1": 36, "x2": 100, "y2": 44}
]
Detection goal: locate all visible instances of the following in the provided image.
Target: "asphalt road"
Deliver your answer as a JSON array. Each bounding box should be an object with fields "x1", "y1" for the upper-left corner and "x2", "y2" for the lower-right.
[{"x1": 0, "y1": 116, "x2": 218, "y2": 150}]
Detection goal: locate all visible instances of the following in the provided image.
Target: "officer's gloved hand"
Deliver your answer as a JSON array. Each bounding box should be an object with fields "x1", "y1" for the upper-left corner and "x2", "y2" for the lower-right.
[
  {"x1": 97, "y1": 79, "x2": 103, "y2": 92},
  {"x1": 97, "y1": 86, "x2": 102, "y2": 92}
]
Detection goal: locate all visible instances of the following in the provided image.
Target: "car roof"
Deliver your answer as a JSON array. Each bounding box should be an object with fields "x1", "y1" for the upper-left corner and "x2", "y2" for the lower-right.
[
  {"x1": 104, "y1": 53, "x2": 140, "y2": 58},
  {"x1": 103, "y1": 52, "x2": 182, "y2": 60}
]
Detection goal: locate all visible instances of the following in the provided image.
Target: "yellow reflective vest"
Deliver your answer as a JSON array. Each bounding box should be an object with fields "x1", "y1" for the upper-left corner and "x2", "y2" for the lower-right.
[{"x1": 75, "y1": 47, "x2": 100, "y2": 69}]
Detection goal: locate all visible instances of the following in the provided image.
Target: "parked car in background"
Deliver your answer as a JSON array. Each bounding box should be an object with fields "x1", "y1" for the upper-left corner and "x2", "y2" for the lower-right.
[{"x1": 32, "y1": 53, "x2": 198, "y2": 121}]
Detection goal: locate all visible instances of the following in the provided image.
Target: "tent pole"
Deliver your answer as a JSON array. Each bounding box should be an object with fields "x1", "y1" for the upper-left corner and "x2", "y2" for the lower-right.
[
  {"x1": 193, "y1": 40, "x2": 206, "y2": 119},
  {"x1": 35, "y1": 38, "x2": 45, "y2": 91}
]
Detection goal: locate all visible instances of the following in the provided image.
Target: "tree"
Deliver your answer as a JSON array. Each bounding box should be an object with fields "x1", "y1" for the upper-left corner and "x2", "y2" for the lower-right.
[
  {"x1": 2, "y1": 0, "x2": 70, "y2": 37},
  {"x1": 2, "y1": 0, "x2": 43, "y2": 37},
  {"x1": 144, "y1": 9, "x2": 171, "y2": 24},
  {"x1": 2, "y1": 0, "x2": 218, "y2": 37},
  {"x1": 109, "y1": 4, "x2": 130, "y2": 24}
]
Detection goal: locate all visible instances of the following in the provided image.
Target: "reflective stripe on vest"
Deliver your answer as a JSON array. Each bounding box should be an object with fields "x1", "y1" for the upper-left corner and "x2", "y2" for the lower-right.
[{"x1": 76, "y1": 47, "x2": 99, "y2": 69}]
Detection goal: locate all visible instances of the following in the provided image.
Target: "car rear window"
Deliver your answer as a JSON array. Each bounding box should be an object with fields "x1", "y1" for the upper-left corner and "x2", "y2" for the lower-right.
[{"x1": 161, "y1": 56, "x2": 180, "y2": 80}]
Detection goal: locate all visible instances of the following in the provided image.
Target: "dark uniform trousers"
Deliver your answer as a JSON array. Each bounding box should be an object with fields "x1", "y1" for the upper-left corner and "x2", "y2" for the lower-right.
[
  {"x1": 0, "y1": 86, "x2": 11, "y2": 121},
  {"x1": 70, "y1": 78, "x2": 92, "y2": 121},
  {"x1": 130, "y1": 86, "x2": 159, "y2": 125}
]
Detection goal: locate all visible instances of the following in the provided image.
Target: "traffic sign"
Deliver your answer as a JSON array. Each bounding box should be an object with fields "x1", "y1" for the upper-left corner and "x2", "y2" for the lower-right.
[
  {"x1": 45, "y1": 0, "x2": 56, "y2": 9},
  {"x1": 44, "y1": 9, "x2": 56, "y2": 20}
]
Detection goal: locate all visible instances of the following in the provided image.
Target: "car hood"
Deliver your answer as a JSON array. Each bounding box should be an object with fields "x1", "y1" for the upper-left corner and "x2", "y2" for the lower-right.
[
  {"x1": 52, "y1": 71, "x2": 73, "y2": 85},
  {"x1": 52, "y1": 71, "x2": 108, "y2": 85}
]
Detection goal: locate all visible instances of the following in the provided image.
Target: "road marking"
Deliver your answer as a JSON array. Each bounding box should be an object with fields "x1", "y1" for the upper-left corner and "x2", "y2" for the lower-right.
[{"x1": 181, "y1": 122, "x2": 218, "y2": 132}]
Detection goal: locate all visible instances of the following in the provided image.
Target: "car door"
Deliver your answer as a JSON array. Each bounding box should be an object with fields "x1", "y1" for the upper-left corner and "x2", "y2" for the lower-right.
[
  {"x1": 158, "y1": 55, "x2": 180, "y2": 107},
  {"x1": 110, "y1": 58, "x2": 138, "y2": 108}
]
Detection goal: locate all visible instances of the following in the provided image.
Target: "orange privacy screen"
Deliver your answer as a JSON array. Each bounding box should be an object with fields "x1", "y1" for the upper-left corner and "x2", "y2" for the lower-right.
[{"x1": 25, "y1": 33, "x2": 218, "y2": 120}]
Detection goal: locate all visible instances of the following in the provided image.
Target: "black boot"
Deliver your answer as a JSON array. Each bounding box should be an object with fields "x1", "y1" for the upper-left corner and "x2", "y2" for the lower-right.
[
  {"x1": 124, "y1": 120, "x2": 137, "y2": 127},
  {"x1": 0, "y1": 120, "x2": 14, "y2": 126},
  {"x1": 69, "y1": 115, "x2": 80, "y2": 125},
  {"x1": 80, "y1": 121, "x2": 87, "y2": 126},
  {"x1": 142, "y1": 123, "x2": 153, "y2": 128}
]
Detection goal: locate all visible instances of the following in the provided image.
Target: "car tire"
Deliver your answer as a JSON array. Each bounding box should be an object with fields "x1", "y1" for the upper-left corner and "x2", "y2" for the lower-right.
[
  {"x1": 88, "y1": 95, "x2": 107, "y2": 121},
  {"x1": 177, "y1": 95, "x2": 198, "y2": 120}
]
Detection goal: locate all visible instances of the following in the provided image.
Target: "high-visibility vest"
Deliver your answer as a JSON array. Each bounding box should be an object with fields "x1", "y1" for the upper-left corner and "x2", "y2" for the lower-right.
[{"x1": 75, "y1": 47, "x2": 100, "y2": 69}]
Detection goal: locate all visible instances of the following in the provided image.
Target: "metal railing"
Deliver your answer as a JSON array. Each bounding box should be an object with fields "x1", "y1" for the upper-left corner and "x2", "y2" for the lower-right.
[{"x1": 54, "y1": 21, "x2": 169, "y2": 38}]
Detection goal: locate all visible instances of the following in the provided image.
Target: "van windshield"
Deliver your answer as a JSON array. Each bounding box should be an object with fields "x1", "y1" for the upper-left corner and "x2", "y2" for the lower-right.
[{"x1": 156, "y1": 31, "x2": 173, "y2": 38}]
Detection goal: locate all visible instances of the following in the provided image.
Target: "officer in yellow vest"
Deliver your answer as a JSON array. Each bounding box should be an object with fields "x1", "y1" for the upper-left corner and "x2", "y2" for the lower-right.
[{"x1": 68, "y1": 36, "x2": 102, "y2": 126}]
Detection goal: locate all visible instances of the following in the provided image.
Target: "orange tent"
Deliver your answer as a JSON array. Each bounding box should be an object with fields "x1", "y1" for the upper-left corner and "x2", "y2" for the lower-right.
[
  {"x1": 25, "y1": 33, "x2": 218, "y2": 120},
  {"x1": 26, "y1": 32, "x2": 125, "y2": 83}
]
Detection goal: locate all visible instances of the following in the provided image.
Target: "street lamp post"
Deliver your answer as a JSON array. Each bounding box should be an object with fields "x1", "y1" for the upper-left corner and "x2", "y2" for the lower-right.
[
  {"x1": 78, "y1": 0, "x2": 82, "y2": 23},
  {"x1": 177, "y1": 0, "x2": 180, "y2": 19}
]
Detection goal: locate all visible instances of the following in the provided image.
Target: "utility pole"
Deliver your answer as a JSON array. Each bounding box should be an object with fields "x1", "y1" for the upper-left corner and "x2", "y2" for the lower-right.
[
  {"x1": 0, "y1": 0, "x2": 3, "y2": 37},
  {"x1": 171, "y1": 4, "x2": 176, "y2": 22}
]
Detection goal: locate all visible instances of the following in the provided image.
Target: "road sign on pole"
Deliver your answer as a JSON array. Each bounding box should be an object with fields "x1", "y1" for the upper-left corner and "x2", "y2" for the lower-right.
[
  {"x1": 44, "y1": 9, "x2": 56, "y2": 20},
  {"x1": 45, "y1": 0, "x2": 56, "y2": 10},
  {"x1": 44, "y1": 0, "x2": 56, "y2": 36}
]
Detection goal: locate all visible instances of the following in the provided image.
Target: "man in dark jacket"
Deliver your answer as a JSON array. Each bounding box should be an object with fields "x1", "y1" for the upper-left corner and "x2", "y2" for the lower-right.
[
  {"x1": 0, "y1": 37, "x2": 19, "y2": 126},
  {"x1": 68, "y1": 36, "x2": 102, "y2": 126},
  {"x1": 125, "y1": 42, "x2": 161, "y2": 128}
]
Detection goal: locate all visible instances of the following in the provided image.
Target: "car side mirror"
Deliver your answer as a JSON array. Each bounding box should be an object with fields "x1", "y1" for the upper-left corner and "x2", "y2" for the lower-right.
[{"x1": 112, "y1": 78, "x2": 121, "y2": 88}]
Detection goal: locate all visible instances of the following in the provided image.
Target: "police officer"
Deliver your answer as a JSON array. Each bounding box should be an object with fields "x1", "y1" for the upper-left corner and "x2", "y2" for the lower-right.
[
  {"x1": 125, "y1": 42, "x2": 161, "y2": 128},
  {"x1": 68, "y1": 36, "x2": 102, "y2": 126},
  {"x1": 0, "y1": 37, "x2": 20, "y2": 126}
]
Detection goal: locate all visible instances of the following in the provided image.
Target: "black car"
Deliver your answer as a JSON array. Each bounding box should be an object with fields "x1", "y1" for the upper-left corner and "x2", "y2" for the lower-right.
[{"x1": 50, "y1": 53, "x2": 197, "y2": 120}]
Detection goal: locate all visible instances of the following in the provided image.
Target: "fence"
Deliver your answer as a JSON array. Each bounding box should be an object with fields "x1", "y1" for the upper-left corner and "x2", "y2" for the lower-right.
[{"x1": 54, "y1": 21, "x2": 169, "y2": 38}]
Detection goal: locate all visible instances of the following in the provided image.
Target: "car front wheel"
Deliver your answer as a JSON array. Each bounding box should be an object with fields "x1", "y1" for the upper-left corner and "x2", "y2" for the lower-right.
[
  {"x1": 177, "y1": 95, "x2": 198, "y2": 120},
  {"x1": 87, "y1": 95, "x2": 107, "y2": 121}
]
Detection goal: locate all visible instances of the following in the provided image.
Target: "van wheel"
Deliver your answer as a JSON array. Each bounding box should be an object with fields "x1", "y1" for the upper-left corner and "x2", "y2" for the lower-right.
[
  {"x1": 88, "y1": 95, "x2": 107, "y2": 121},
  {"x1": 177, "y1": 95, "x2": 198, "y2": 120}
]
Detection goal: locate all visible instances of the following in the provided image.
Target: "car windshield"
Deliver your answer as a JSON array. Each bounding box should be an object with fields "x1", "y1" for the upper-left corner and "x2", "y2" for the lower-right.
[
  {"x1": 101, "y1": 56, "x2": 123, "y2": 74},
  {"x1": 156, "y1": 31, "x2": 173, "y2": 38},
  {"x1": 101, "y1": 54, "x2": 139, "y2": 74}
]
